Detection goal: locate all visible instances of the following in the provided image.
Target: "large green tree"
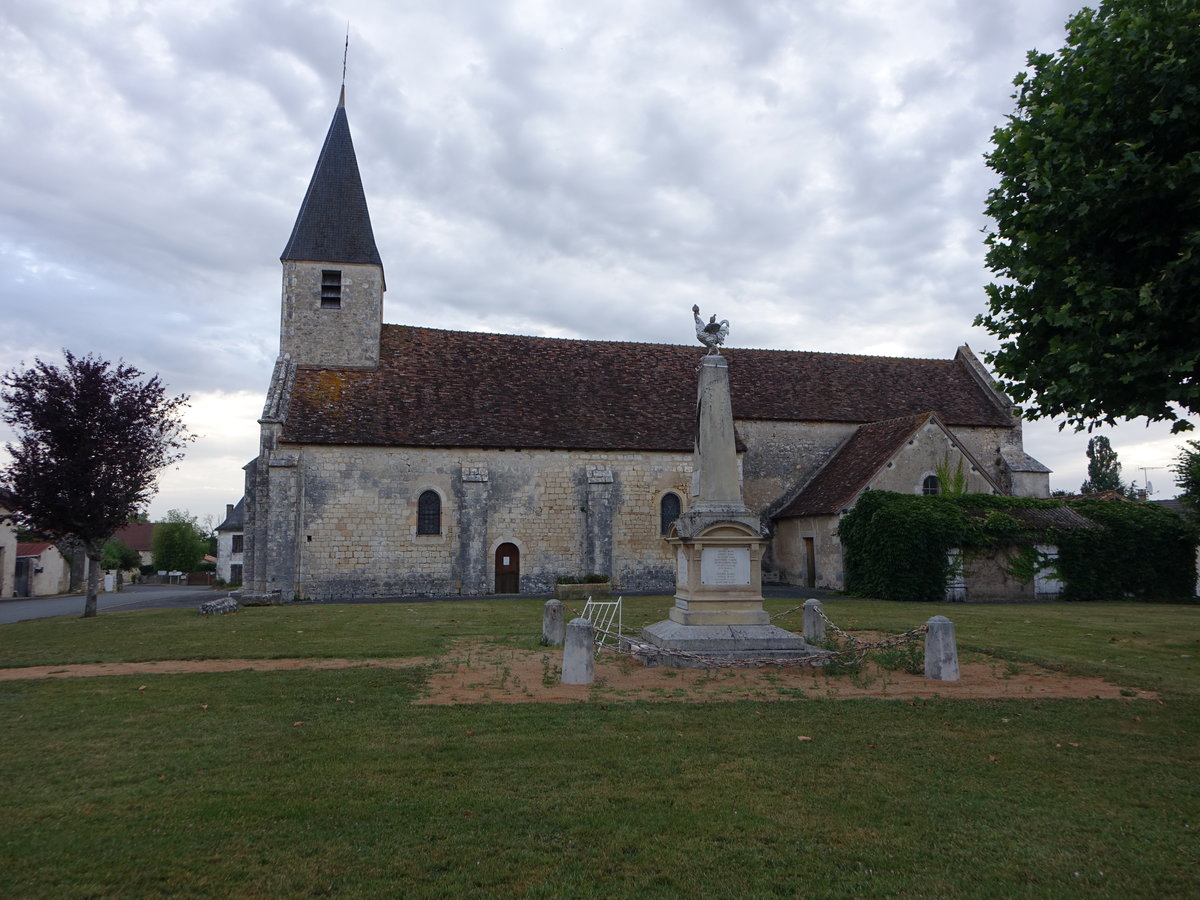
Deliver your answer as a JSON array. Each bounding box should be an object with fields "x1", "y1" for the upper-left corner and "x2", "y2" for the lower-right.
[
  {"x1": 1172, "y1": 439, "x2": 1200, "y2": 515},
  {"x1": 1, "y1": 353, "x2": 189, "y2": 616},
  {"x1": 1079, "y1": 435, "x2": 1127, "y2": 494},
  {"x1": 976, "y1": 0, "x2": 1200, "y2": 433},
  {"x1": 151, "y1": 509, "x2": 208, "y2": 573}
]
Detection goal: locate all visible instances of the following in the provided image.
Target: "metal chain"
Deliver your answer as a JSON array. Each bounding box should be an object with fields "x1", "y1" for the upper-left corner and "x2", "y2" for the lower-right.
[{"x1": 560, "y1": 599, "x2": 926, "y2": 669}]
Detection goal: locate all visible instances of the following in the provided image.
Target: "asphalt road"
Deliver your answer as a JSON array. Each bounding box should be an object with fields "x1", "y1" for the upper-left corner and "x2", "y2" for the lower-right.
[
  {"x1": 0, "y1": 584, "x2": 218, "y2": 625},
  {"x1": 0, "y1": 583, "x2": 838, "y2": 627}
]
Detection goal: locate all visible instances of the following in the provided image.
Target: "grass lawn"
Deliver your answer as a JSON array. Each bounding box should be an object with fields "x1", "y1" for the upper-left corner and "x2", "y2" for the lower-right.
[{"x1": 1, "y1": 597, "x2": 1197, "y2": 898}]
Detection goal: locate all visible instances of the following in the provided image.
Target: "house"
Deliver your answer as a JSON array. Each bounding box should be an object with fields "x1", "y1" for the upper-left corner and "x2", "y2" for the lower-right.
[
  {"x1": 215, "y1": 499, "x2": 245, "y2": 585},
  {"x1": 14, "y1": 542, "x2": 72, "y2": 597},
  {"x1": 241, "y1": 91, "x2": 1051, "y2": 602},
  {"x1": 111, "y1": 522, "x2": 155, "y2": 569},
  {"x1": 0, "y1": 501, "x2": 16, "y2": 599}
]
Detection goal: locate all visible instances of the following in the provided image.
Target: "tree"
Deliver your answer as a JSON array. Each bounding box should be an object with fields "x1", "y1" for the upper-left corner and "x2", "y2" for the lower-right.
[
  {"x1": 975, "y1": 0, "x2": 1200, "y2": 433},
  {"x1": 151, "y1": 509, "x2": 208, "y2": 573},
  {"x1": 101, "y1": 539, "x2": 142, "y2": 572},
  {"x1": 1079, "y1": 435, "x2": 1127, "y2": 494},
  {"x1": 1172, "y1": 439, "x2": 1200, "y2": 516},
  {"x1": 1, "y1": 353, "x2": 189, "y2": 616}
]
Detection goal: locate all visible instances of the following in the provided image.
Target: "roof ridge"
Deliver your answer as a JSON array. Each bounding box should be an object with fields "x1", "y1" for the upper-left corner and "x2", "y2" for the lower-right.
[{"x1": 376, "y1": 323, "x2": 954, "y2": 362}]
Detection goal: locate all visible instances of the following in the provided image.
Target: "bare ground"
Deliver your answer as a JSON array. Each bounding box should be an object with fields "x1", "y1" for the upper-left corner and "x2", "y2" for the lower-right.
[{"x1": 0, "y1": 639, "x2": 1151, "y2": 703}]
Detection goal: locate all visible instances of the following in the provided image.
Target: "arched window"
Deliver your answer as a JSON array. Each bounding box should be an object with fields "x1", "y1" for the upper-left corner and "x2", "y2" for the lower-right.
[
  {"x1": 417, "y1": 490, "x2": 441, "y2": 535},
  {"x1": 660, "y1": 492, "x2": 682, "y2": 535},
  {"x1": 922, "y1": 475, "x2": 941, "y2": 496}
]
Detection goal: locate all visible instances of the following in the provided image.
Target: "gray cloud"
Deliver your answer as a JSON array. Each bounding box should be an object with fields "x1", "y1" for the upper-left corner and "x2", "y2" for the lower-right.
[{"x1": 0, "y1": 0, "x2": 1185, "y2": 518}]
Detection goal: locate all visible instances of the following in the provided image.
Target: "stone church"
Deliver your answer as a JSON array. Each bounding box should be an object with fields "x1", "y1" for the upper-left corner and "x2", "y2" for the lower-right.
[{"x1": 242, "y1": 94, "x2": 1051, "y2": 602}]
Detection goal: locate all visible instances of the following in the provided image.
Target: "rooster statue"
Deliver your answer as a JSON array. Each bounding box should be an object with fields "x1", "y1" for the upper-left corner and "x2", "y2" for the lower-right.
[{"x1": 692, "y1": 304, "x2": 730, "y2": 354}]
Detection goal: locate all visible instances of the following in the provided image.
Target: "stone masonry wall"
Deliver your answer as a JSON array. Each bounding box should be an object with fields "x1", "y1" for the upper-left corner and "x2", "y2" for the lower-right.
[
  {"x1": 286, "y1": 445, "x2": 692, "y2": 600},
  {"x1": 279, "y1": 261, "x2": 383, "y2": 368}
]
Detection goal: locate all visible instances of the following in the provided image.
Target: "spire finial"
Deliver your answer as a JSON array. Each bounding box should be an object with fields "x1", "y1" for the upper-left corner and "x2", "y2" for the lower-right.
[{"x1": 339, "y1": 25, "x2": 349, "y2": 106}]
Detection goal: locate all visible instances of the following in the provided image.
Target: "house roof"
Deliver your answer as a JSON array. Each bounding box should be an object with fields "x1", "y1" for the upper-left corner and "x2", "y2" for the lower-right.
[
  {"x1": 216, "y1": 498, "x2": 245, "y2": 532},
  {"x1": 280, "y1": 96, "x2": 382, "y2": 268},
  {"x1": 112, "y1": 522, "x2": 155, "y2": 552},
  {"x1": 280, "y1": 327, "x2": 1015, "y2": 450},
  {"x1": 16, "y1": 542, "x2": 53, "y2": 557},
  {"x1": 774, "y1": 413, "x2": 934, "y2": 517},
  {"x1": 1001, "y1": 506, "x2": 1097, "y2": 532}
]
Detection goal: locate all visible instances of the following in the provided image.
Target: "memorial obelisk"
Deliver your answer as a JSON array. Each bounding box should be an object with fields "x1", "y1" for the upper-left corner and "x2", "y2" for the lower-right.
[{"x1": 640, "y1": 307, "x2": 814, "y2": 664}]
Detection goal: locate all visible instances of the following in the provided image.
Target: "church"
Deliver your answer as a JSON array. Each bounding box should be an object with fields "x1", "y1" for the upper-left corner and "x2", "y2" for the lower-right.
[{"x1": 241, "y1": 93, "x2": 1051, "y2": 602}]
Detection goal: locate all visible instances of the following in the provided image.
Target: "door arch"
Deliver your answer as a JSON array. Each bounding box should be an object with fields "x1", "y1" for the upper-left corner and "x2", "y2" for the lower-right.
[{"x1": 494, "y1": 543, "x2": 520, "y2": 594}]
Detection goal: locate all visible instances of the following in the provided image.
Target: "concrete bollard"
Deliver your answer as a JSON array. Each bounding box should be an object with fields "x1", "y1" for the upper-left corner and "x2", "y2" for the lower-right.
[
  {"x1": 924, "y1": 615, "x2": 960, "y2": 681},
  {"x1": 803, "y1": 599, "x2": 826, "y2": 643},
  {"x1": 542, "y1": 599, "x2": 566, "y2": 645},
  {"x1": 561, "y1": 617, "x2": 595, "y2": 685}
]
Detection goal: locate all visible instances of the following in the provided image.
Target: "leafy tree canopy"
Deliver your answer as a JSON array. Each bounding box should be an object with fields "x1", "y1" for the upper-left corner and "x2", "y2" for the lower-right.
[
  {"x1": 1, "y1": 352, "x2": 189, "y2": 616},
  {"x1": 1079, "y1": 435, "x2": 1127, "y2": 494},
  {"x1": 976, "y1": 0, "x2": 1200, "y2": 433},
  {"x1": 151, "y1": 509, "x2": 208, "y2": 574},
  {"x1": 1172, "y1": 439, "x2": 1200, "y2": 516},
  {"x1": 101, "y1": 539, "x2": 142, "y2": 572}
]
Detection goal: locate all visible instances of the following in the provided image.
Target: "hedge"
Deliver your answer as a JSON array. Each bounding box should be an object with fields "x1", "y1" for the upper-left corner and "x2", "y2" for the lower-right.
[{"x1": 838, "y1": 491, "x2": 1196, "y2": 602}]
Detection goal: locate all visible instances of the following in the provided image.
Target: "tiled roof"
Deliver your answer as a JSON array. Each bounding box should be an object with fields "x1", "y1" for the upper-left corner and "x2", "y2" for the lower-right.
[
  {"x1": 774, "y1": 414, "x2": 933, "y2": 517},
  {"x1": 112, "y1": 522, "x2": 155, "y2": 552},
  {"x1": 281, "y1": 327, "x2": 1014, "y2": 450},
  {"x1": 280, "y1": 102, "x2": 382, "y2": 267},
  {"x1": 1002, "y1": 506, "x2": 1097, "y2": 532},
  {"x1": 16, "y1": 542, "x2": 53, "y2": 557}
]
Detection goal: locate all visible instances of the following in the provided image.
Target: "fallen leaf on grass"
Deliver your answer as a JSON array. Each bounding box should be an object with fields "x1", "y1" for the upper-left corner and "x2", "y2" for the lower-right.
[
  {"x1": 137, "y1": 685, "x2": 146, "y2": 692},
  {"x1": 797, "y1": 736, "x2": 813, "y2": 742},
  {"x1": 293, "y1": 721, "x2": 304, "y2": 727}
]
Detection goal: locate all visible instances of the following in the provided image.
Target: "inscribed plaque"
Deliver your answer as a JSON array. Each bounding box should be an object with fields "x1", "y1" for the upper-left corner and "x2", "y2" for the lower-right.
[{"x1": 700, "y1": 547, "x2": 750, "y2": 585}]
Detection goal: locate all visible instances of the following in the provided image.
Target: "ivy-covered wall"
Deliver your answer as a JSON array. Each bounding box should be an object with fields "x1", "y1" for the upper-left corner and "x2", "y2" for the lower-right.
[{"x1": 839, "y1": 492, "x2": 1197, "y2": 602}]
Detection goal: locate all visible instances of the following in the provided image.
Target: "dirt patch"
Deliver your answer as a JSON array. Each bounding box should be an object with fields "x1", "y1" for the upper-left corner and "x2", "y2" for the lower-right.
[
  {"x1": 415, "y1": 639, "x2": 1154, "y2": 704},
  {"x1": 0, "y1": 642, "x2": 1154, "y2": 703},
  {"x1": 0, "y1": 658, "x2": 428, "y2": 680}
]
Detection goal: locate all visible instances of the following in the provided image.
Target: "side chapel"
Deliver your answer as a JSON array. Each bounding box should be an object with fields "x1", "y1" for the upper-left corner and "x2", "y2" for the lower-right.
[{"x1": 242, "y1": 94, "x2": 1051, "y2": 602}]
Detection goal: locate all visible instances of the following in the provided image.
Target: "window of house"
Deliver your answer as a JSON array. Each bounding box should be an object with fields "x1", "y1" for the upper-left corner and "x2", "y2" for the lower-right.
[
  {"x1": 923, "y1": 475, "x2": 941, "y2": 495},
  {"x1": 660, "y1": 492, "x2": 681, "y2": 535},
  {"x1": 231, "y1": 534, "x2": 244, "y2": 553},
  {"x1": 417, "y1": 490, "x2": 441, "y2": 535},
  {"x1": 321, "y1": 270, "x2": 342, "y2": 308}
]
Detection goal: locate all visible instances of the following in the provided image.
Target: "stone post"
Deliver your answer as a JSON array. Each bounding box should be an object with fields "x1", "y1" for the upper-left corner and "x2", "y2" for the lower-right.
[
  {"x1": 924, "y1": 615, "x2": 960, "y2": 681},
  {"x1": 542, "y1": 599, "x2": 566, "y2": 646},
  {"x1": 562, "y1": 618, "x2": 595, "y2": 684},
  {"x1": 803, "y1": 599, "x2": 826, "y2": 643}
]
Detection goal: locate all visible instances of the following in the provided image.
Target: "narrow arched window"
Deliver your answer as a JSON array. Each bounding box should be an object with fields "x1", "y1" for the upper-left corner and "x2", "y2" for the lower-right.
[
  {"x1": 660, "y1": 492, "x2": 681, "y2": 535},
  {"x1": 417, "y1": 490, "x2": 441, "y2": 535},
  {"x1": 922, "y1": 475, "x2": 941, "y2": 496}
]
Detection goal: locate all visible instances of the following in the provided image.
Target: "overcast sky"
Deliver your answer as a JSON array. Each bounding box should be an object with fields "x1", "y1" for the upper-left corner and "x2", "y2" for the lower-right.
[{"x1": 0, "y1": 0, "x2": 1188, "y2": 526}]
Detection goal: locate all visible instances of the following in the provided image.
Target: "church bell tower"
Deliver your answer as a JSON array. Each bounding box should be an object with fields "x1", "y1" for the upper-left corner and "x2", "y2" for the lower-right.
[{"x1": 278, "y1": 87, "x2": 384, "y2": 369}]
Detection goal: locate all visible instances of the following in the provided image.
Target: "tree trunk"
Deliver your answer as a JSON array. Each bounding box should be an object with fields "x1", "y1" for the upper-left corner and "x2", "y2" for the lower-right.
[{"x1": 83, "y1": 544, "x2": 102, "y2": 618}]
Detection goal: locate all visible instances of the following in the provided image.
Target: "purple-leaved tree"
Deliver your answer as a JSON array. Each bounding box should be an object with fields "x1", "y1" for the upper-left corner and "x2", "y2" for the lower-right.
[{"x1": 1, "y1": 352, "x2": 190, "y2": 617}]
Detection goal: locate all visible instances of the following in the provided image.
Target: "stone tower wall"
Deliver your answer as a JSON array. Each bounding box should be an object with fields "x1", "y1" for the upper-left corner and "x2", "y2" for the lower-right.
[{"x1": 279, "y1": 261, "x2": 383, "y2": 368}]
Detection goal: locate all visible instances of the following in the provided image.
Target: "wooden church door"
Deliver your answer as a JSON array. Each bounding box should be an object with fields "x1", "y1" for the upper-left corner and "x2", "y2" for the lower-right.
[{"x1": 494, "y1": 543, "x2": 520, "y2": 593}]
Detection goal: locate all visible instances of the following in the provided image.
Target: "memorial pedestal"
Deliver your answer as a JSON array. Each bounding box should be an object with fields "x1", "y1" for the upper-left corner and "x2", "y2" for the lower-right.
[{"x1": 637, "y1": 350, "x2": 823, "y2": 667}]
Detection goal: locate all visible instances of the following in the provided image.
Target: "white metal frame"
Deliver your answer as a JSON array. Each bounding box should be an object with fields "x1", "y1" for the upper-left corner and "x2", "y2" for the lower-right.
[{"x1": 581, "y1": 596, "x2": 622, "y2": 654}]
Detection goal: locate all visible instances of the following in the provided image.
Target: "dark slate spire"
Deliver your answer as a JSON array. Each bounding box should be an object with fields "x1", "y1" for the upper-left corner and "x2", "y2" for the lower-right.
[{"x1": 280, "y1": 94, "x2": 383, "y2": 266}]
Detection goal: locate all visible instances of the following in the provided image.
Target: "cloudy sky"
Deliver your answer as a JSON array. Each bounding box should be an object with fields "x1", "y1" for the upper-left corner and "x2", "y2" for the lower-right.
[{"x1": 0, "y1": 0, "x2": 1188, "y2": 526}]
